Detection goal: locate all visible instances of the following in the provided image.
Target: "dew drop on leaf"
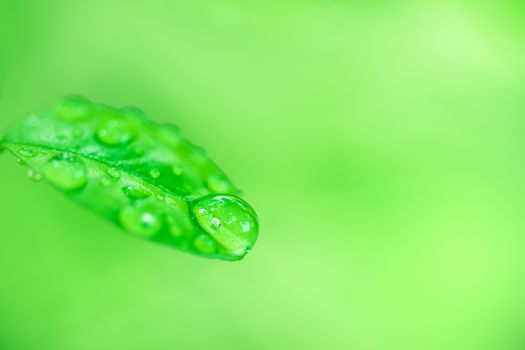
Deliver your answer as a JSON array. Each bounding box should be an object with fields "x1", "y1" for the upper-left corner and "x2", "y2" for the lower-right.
[
  {"x1": 191, "y1": 194, "x2": 258, "y2": 257},
  {"x1": 96, "y1": 119, "x2": 135, "y2": 146},
  {"x1": 193, "y1": 234, "x2": 217, "y2": 253},
  {"x1": 122, "y1": 185, "x2": 151, "y2": 200},
  {"x1": 166, "y1": 216, "x2": 183, "y2": 238},
  {"x1": 42, "y1": 155, "x2": 88, "y2": 191},
  {"x1": 107, "y1": 167, "x2": 121, "y2": 179},
  {"x1": 57, "y1": 95, "x2": 91, "y2": 122},
  {"x1": 149, "y1": 168, "x2": 161, "y2": 179},
  {"x1": 119, "y1": 202, "x2": 162, "y2": 238},
  {"x1": 172, "y1": 164, "x2": 184, "y2": 176},
  {"x1": 207, "y1": 174, "x2": 233, "y2": 193},
  {"x1": 17, "y1": 148, "x2": 35, "y2": 158},
  {"x1": 27, "y1": 168, "x2": 43, "y2": 182}
]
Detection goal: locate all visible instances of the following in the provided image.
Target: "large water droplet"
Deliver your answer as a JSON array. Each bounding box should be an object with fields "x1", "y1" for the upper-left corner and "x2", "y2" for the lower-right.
[
  {"x1": 96, "y1": 119, "x2": 135, "y2": 146},
  {"x1": 42, "y1": 155, "x2": 88, "y2": 190},
  {"x1": 191, "y1": 194, "x2": 258, "y2": 258},
  {"x1": 119, "y1": 202, "x2": 162, "y2": 238},
  {"x1": 57, "y1": 96, "x2": 91, "y2": 122}
]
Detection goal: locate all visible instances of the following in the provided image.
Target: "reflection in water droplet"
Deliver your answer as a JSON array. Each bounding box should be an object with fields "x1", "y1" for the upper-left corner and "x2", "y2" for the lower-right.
[
  {"x1": 149, "y1": 168, "x2": 161, "y2": 179},
  {"x1": 107, "y1": 167, "x2": 121, "y2": 179},
  {"x1": 18, "y1": 148, "x2": 35, "y2": 158},
  {"x1": 119, "y1": 202, "x2": 162, "y2": 238},
  {"x1": 193, "y1": 234, "x2": 217, "y2": 253},
  {"x1": 42, "y1": 155, "x2": 88, "y2": 190},
  {"x1": 123, "y1": 185, "x2": 150, "y2": 200},
  {"x1": 210, "y1": 217, "x2": 222, "y2": 230},
  {"x1": 191, "y1": 194, "x2": 258, "y2": 258},
  {"x1": 57, "y1": 96, "x2": 91, "y2": 122},
  {"x1": 96, "y1": 119, "x2": 135, "y2": 146},
  {"x1": 27, "y1": 169, "x2": 43, "y2": 182}
]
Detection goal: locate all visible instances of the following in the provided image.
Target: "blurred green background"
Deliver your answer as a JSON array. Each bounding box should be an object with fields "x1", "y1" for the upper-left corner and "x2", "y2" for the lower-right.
[{"x1": 1, "y1": 1, "x2": 524, "y2": 349}]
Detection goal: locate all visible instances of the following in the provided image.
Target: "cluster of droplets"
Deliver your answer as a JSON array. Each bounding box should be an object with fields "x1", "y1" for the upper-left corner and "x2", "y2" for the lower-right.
[{"x1": 8, "y1": 96, "x2": 259, "y2": 259}]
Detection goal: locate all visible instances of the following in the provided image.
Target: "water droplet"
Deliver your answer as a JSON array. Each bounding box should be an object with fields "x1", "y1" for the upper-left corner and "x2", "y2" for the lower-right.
[
  {"x1": 166, "y1": 216, "x2": 183, "y2": 238},
  {"x1": 17, "y1": 148, "x2": 35, "y2": 158},
  {"x1": 107, "y1": 167, "x2": 121, "y2": 179},
  {"x1": 156, "y1": 193, "x2": 165, "y2": 201},
  {"x1": 193, "y1": 234, "x2": 217, "y2": 254},
  {"x1": 172, "y1": 164, "x2": 183, "y2": 176},
  {"x1": 191, "y1": 194, "x2": 258, "y2": 258},
  {"x1": 119, "y1": 202, "x2": 162, "y2": 238},
  {"x1": 159, "y1": 125, "x2": 182, "y2": 146},
  {"x1": 57, "y1": 96, "x2": 91, "y2": 122},
  {"x1": 96, "y1": 119, "x2": 135, "y2": 146},
  {"x1": 42, "y1": 155, "x2": 88, "y2": 191},
  {"x1": 122, "y1": 185, "x2": 150, "y2": 200},
  {"x1": 207, "y1": 174, "x2": 234, "y2": 193},
  {"x1": 27, "y1": 169, "x2": 43, "y2": 182},
  {"x1": 121, "y1": 107, "x2": 147, "y2": 121},
  {"x1": 192, "y1": 146, "x2": 207, "y2": 163},
  {"x1": 149, "y1": 168, "x2": 161, "y2": 179},
  {"x1": 16, "y1": 158, "x2": 25, "y2": 166}
]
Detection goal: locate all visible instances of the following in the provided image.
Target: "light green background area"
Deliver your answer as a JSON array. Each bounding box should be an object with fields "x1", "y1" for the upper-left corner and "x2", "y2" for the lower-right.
[{"x1": 1, "y1": 1, "x2": 524, "y2": 349}]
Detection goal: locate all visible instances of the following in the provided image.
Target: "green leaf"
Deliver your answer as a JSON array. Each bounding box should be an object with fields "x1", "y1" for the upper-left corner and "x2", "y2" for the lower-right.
[{"x1": 0, "y1": 96, "x2": 259, "y2": 261}]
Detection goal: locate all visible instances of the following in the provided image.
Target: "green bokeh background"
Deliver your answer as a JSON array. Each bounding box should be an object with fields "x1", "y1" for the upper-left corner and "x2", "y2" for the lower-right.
[{"x1": 1, "y1": 1, "x2": 524, "y2": 349}]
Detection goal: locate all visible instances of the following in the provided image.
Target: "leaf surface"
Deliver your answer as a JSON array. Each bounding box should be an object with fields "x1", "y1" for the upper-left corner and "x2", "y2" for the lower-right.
[{"x1": 0, "y1": 96, "x2": 259, "y2": 261}]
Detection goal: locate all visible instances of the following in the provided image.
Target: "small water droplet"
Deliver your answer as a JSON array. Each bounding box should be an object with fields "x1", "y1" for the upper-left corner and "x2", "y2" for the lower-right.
[
  {"x1": 57, "y1": 96, "x2": 91, "y2": 122},
  {"x1": 122, "y1": 185, "x2": 150, "y2": 200},
  {"x1": 42, "y1": 155, "x2": 88, "y2": 191},
  {"x1": 172, "y1": 165, "x2": 183, "y2": 176},
  {"x1": 16, "y1": 158, "x2": 25, "y2": 166},
  {"x1": 107, "y1": 167, "x2": 121, "y2": 179},
  {"x1": 166, "y1": 216, "x2": 183, "y2": 238},
  {"x1": 96, "y1": 119, "x2": 135, "y2": 146},
  {"x1": 17, "y1": 148, "x2": 35, "y2": 158},
  {"x1": 159, "y1": 125, "x2": 182, "y2": 146},
  {"x1": 207, "y1": 174, "x2": 234, "y2": 193},
  {"x1": 156, "y1": 193, "x2": 165, "y2": 201},
  {"x1": 191, "y1": 194, "x2": 258, "y2": 258},
  {"x1": 119, "y1": 202, "x2": 162, "y2": 238},
  {"x1": 121, "y1": 107, "x2": 147, "y2": 121},
  {"x1": 193, "y1": 234, "x2": 217, "y2": 254},
  {"x1": 27, "y1": 169, "x2": 43, "y2": 182},
  {"x1": 149, "y1": 168, "x2": 161, "y2": 179}
]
